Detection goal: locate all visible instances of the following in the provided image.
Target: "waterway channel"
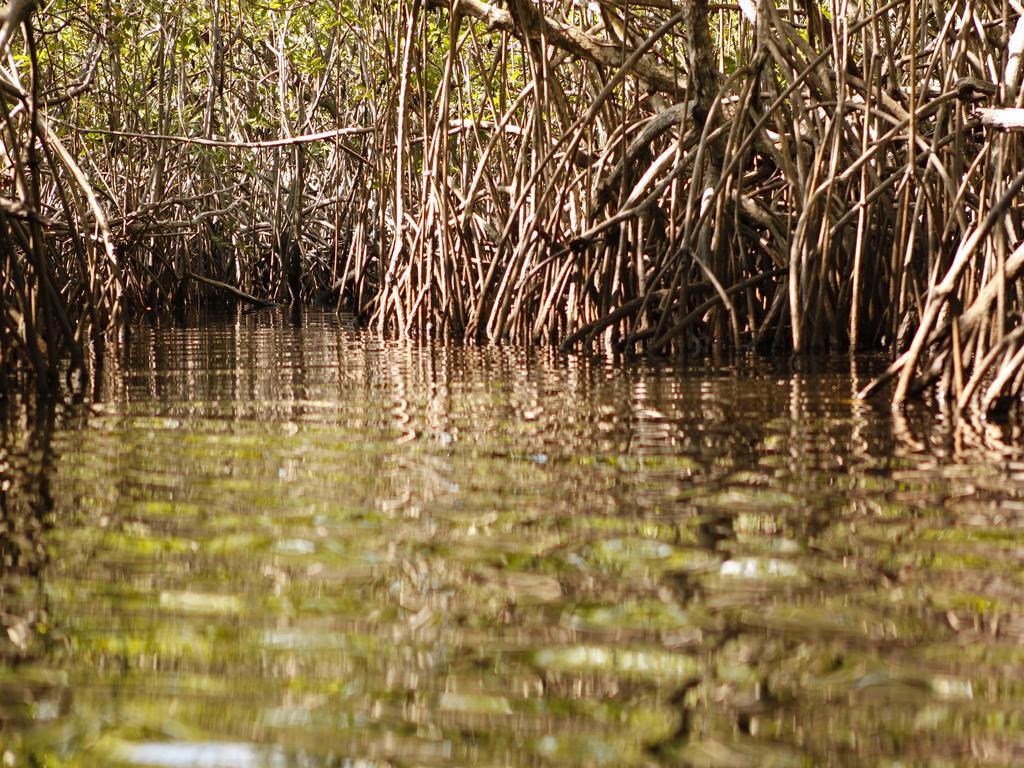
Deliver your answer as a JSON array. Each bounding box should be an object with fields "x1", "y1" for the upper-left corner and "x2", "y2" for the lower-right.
[{"x1": 1, "y1": 309, "x2": 1022, "y2": 766}]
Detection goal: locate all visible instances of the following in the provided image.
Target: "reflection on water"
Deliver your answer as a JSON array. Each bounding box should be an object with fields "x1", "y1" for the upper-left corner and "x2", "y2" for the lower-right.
[{"x1": 1, "y1": 309, "x2": 1024, "y2": 766}]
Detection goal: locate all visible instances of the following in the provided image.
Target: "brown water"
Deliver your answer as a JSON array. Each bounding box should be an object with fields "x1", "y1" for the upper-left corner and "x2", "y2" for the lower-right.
[{"x1": 1, "y1": 309, "x2": 1023, "y2": 767}]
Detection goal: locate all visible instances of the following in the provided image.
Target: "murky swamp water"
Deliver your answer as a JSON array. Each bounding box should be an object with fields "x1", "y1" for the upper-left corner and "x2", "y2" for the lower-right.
[{"x1": 1, "y1": 309, "x2": 1023, "y2": 767}]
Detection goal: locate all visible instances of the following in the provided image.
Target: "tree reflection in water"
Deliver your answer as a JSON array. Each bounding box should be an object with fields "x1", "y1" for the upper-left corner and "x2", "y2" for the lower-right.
[{"x1": 0, "y1": 309, "x2": 1022, "y2": 766}]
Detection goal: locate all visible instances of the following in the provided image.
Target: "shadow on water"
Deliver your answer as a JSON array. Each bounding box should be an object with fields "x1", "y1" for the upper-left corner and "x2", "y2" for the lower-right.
[
  {"x1": 0, "y1": 402, "x2": 73, "y2": 749},
  {"x1": 0, "y1": 308, "x2": 1023, "y2": 767}
]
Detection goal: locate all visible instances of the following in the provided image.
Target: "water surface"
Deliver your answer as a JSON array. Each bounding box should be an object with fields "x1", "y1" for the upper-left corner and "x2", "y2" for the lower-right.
[{"x1": 1, "y1": 310, "x2": 1023, "y2": 766}]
